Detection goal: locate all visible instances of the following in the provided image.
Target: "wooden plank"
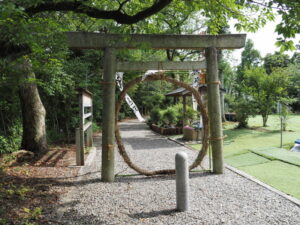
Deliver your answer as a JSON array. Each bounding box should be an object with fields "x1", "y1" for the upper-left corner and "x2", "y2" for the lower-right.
[
  {"x1": 116, "y1": 60, "x2": 206, "y2": 71},
  {"x1": 75, "y1": 128, "x2": 84, "y2": 166},
  {"x1": 82, "y1": 94, "x2": 92, "y2": 107},
  {"x1": 66, "y1": 32, "x2": 246, "y2": 50},
  {"x1": 83, "y1": 121, "x2": 92, "y2": 131},
  {"x1": 84, "y1": 112, "x2": 92, "y2": 119}
]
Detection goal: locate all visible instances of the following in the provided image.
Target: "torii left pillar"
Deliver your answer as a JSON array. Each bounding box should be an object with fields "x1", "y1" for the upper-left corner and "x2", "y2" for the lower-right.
[{"x1": 101, "y1": 48, "x2": 116, "y2": 182}]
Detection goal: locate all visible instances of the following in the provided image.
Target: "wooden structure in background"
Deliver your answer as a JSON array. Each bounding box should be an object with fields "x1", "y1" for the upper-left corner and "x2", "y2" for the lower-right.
[
  {"x1": 66, "y1": 32, "x2": 246, "y2": 181},
  {"x1": 165, "y1": 85, "x2": 226, "y2": 125},
  {"x1": 76, "y1": 88, "x2": 93, "y2": 166}
]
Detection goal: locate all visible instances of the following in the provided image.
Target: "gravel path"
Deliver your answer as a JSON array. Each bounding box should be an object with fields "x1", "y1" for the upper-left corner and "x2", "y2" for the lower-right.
[{"x1": 48, "y1": 120, "x2": 300, "y2": 225}]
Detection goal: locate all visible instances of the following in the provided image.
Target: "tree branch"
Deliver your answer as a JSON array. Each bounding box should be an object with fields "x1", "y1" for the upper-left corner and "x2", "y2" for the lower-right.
[{"x1": 26, "y1": 0, "x2": 172, "y2": 24}]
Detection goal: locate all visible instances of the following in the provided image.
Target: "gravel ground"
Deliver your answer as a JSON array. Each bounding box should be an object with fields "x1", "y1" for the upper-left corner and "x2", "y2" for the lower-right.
[{"x1": 47, "y1": 120, "x2": 300, "y2": 225}]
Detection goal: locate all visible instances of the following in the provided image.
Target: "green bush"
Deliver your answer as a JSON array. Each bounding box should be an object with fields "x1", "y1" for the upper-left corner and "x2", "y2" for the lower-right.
[
  {"x1": 118, "y1": 112, "x2": 126, "y2": 121},
  {"x1": 149, "y1": 108, "x2": 163, "y2": 126},
  {"x1": 0, "y1": 136, "x2": 10, "y2": 154},
  {"x1": 92, "y1": 122, "x2": 101, "y2": 132},
  {"x1": 0, "y1": 123, "x2": 22, "y2": 154},
  {"x1": 149, "y1": 104, "x2": 198, "y2": 128},
  {"x1": 185, "y1": 106, "x2": 199, "y2": 125},
  {"x1": 231, "y1": 97, "x2": 257, "y2": 128},
  {"x1": 162, "y1": 108, "x2": 178, "y2": 126}
]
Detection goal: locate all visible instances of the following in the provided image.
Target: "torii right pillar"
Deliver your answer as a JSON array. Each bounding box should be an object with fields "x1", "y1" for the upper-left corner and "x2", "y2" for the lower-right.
[{"x1": 206, "y1": 47, "x2": 224, "y2": 174}]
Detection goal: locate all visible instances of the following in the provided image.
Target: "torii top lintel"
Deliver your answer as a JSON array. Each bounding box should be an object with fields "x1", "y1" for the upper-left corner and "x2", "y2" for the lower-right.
[{"x1": 66, "y1": 32, "x2": 246, "y2": 50}]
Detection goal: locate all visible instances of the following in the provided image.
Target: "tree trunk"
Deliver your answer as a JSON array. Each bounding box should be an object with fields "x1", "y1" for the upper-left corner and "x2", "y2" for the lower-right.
[
  {"x1": 18, "y1": 58, "x2": 47, "y2": 154},
  {"x1": 262, "y1": 114, "x2": 268, "y2": 127}
]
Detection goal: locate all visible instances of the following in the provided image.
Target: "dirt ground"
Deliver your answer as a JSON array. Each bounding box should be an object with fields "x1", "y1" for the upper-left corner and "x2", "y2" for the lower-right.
[{"x1": 0, "y1": 145, "x2": 80, "y2": 225}]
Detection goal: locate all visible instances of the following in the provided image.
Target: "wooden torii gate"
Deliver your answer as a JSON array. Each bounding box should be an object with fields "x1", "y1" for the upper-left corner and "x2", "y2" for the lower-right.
[{"x1": 66, "y1": 32, "x2": 246, "y2": 182}]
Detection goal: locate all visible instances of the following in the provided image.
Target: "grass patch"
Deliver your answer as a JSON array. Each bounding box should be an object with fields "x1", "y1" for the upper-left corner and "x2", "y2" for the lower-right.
[
  {"x1": 186, "y1": 115, "x2": 300, "y2": 199},
  {"x1": 249, "y1": 147, "x2": 300, "y2": 167},
  {"x1": 225, "y1": 152, "x2": 270, "y2": 167},
  {"x1": 222, "y1": 115, "x2": 300, "y2": 158},
  {"x1": 240, "y1": 160, "x2": 300, "y2": 199}
]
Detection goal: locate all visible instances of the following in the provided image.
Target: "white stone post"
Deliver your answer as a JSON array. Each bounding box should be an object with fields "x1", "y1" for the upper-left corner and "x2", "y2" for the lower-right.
[{"x1": 176, "y1": 152, "x2": 189, "y2": 211}]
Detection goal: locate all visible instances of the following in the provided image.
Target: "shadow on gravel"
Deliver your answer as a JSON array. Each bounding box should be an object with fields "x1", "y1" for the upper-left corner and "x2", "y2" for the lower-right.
[
  {"x1": 121, "y1": 137, "x2": 179, "y2": 150},
  {"x1": 115, "y1": 171, "x2": 214, "y2": 183},
  {"x1": 128, "y1": 208, "x2": 176, "y2": 219},
  {"x1": 117, "y1": 123, "x2": 149, "y2": 131}
]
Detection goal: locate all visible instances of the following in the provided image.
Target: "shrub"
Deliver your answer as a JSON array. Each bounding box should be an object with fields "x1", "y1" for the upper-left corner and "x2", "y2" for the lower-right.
[
  {"x1": 185, "y1": 106, "x2": 199, "y2": 125},
  {"x1": 149, "y1": 108, "x2": 163, "y2": 126},
  {"x1": 162, "y1": 108, "x2": 178, "y2": 126},
  {"x1": 149, "y1": 104, "x2": 198, "y2": 128},
  {"x1": 231, "y1": 97, "x2": 257, "y2": 128},
  {"x1": 0, "y1": 123, "x2": 22, "y2": 154}
]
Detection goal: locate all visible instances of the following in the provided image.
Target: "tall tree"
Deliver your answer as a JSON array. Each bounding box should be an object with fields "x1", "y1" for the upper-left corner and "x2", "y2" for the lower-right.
[
  {"x1": 236, "y1": 39, "x2": 261, "y2": 92},
  {"x1": 264, "y1": 52, "x2": 290, "y2": 74},
  {"x1": 243, "y1": 67, "x2": 290, "y2": 126},
  {"x1": 18, "y1": 58, "x2": 47, "y2": 153}
]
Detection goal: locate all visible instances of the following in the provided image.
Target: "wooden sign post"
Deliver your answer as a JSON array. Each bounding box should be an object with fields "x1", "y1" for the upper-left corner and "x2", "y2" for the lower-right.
[{"x1": 76, "y1": 88, "x2": 93, "y2": 166}]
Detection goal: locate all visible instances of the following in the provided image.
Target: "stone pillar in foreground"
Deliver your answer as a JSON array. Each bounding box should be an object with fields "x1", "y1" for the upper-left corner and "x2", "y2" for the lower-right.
[{"x1": 176, "y1": 152, "x2": 189, "y2": 211}]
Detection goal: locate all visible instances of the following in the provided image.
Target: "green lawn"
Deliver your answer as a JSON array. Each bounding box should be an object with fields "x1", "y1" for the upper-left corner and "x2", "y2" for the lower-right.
[
  {"x1": 225, "y1": 152, "x2": 270, "y2": 167},
  {"x1": 223, "y1": 114, "x2": 300, "y2": 157},
  {"x1": 241, "y1": 161, "x2": 300, "y2": 199},
  {"x1": 250, "y1": 147, "x2": 300, "y2": 167},
  {"x1": 188, "y1": 114, "x2": 300, "y2": 199}
]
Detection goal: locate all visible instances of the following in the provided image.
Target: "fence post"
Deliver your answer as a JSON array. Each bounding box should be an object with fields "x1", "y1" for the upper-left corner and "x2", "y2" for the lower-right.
[
  {"x1": 76, "y1": 128, "x2": 84, "y2": 166},
  {"x1": 87, "y1": 126, "x2": 93, "y2": 147}
]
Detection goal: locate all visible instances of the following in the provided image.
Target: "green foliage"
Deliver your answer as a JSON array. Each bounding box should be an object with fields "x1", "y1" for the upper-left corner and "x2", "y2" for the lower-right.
[
  {"x1": 162, "y1": 108, "x2": 178, "y2": 126},
  {"x1": 0, "y1": 122, "x2": 22, "y2": 154},
  {"x1": 279, "y1": 104, "x2": 288, "y2": 131},
  {"x1": 243, "y1": 67, "x2": 290, "y2": 126},
  {"x1": 229, "y1": 96, "x2": 256, "y2": 128},
  {"x1": 23, "y1": 207, "x2": 42, "y2": 222},
  {"x1": 0, "y1": 184, "x2": 31, "y2": 201},
  {"x1": 1, "y1": 0, "x2": 299, "y2": 153},
  {"x1": 236, "y1": 39, "x2": 261, "y2": 84},
  {"x1": 264, "y1": 52, "x2": 290, "y2": 74},
  {"x1": 132, "y1": 80, "x2": 173, "y2": 116},
  {"x1": 148, "y1": 103, "x2": 198, "y2": 127},
  {"x1": 185, "y1": 106, "x2": 199, "y2": 125},
  {"x1": 149, "y1": 108, "x2": 163, "y2": 126}
]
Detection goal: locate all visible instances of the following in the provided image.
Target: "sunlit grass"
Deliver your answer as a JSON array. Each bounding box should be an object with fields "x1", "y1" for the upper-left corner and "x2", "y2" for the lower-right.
[
  {"x1": 187, "y1": 114, "x2": 300, "y2": 199},
  {"x1": 241, "y1": 161, "x2": 300, "y2": 199}
]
